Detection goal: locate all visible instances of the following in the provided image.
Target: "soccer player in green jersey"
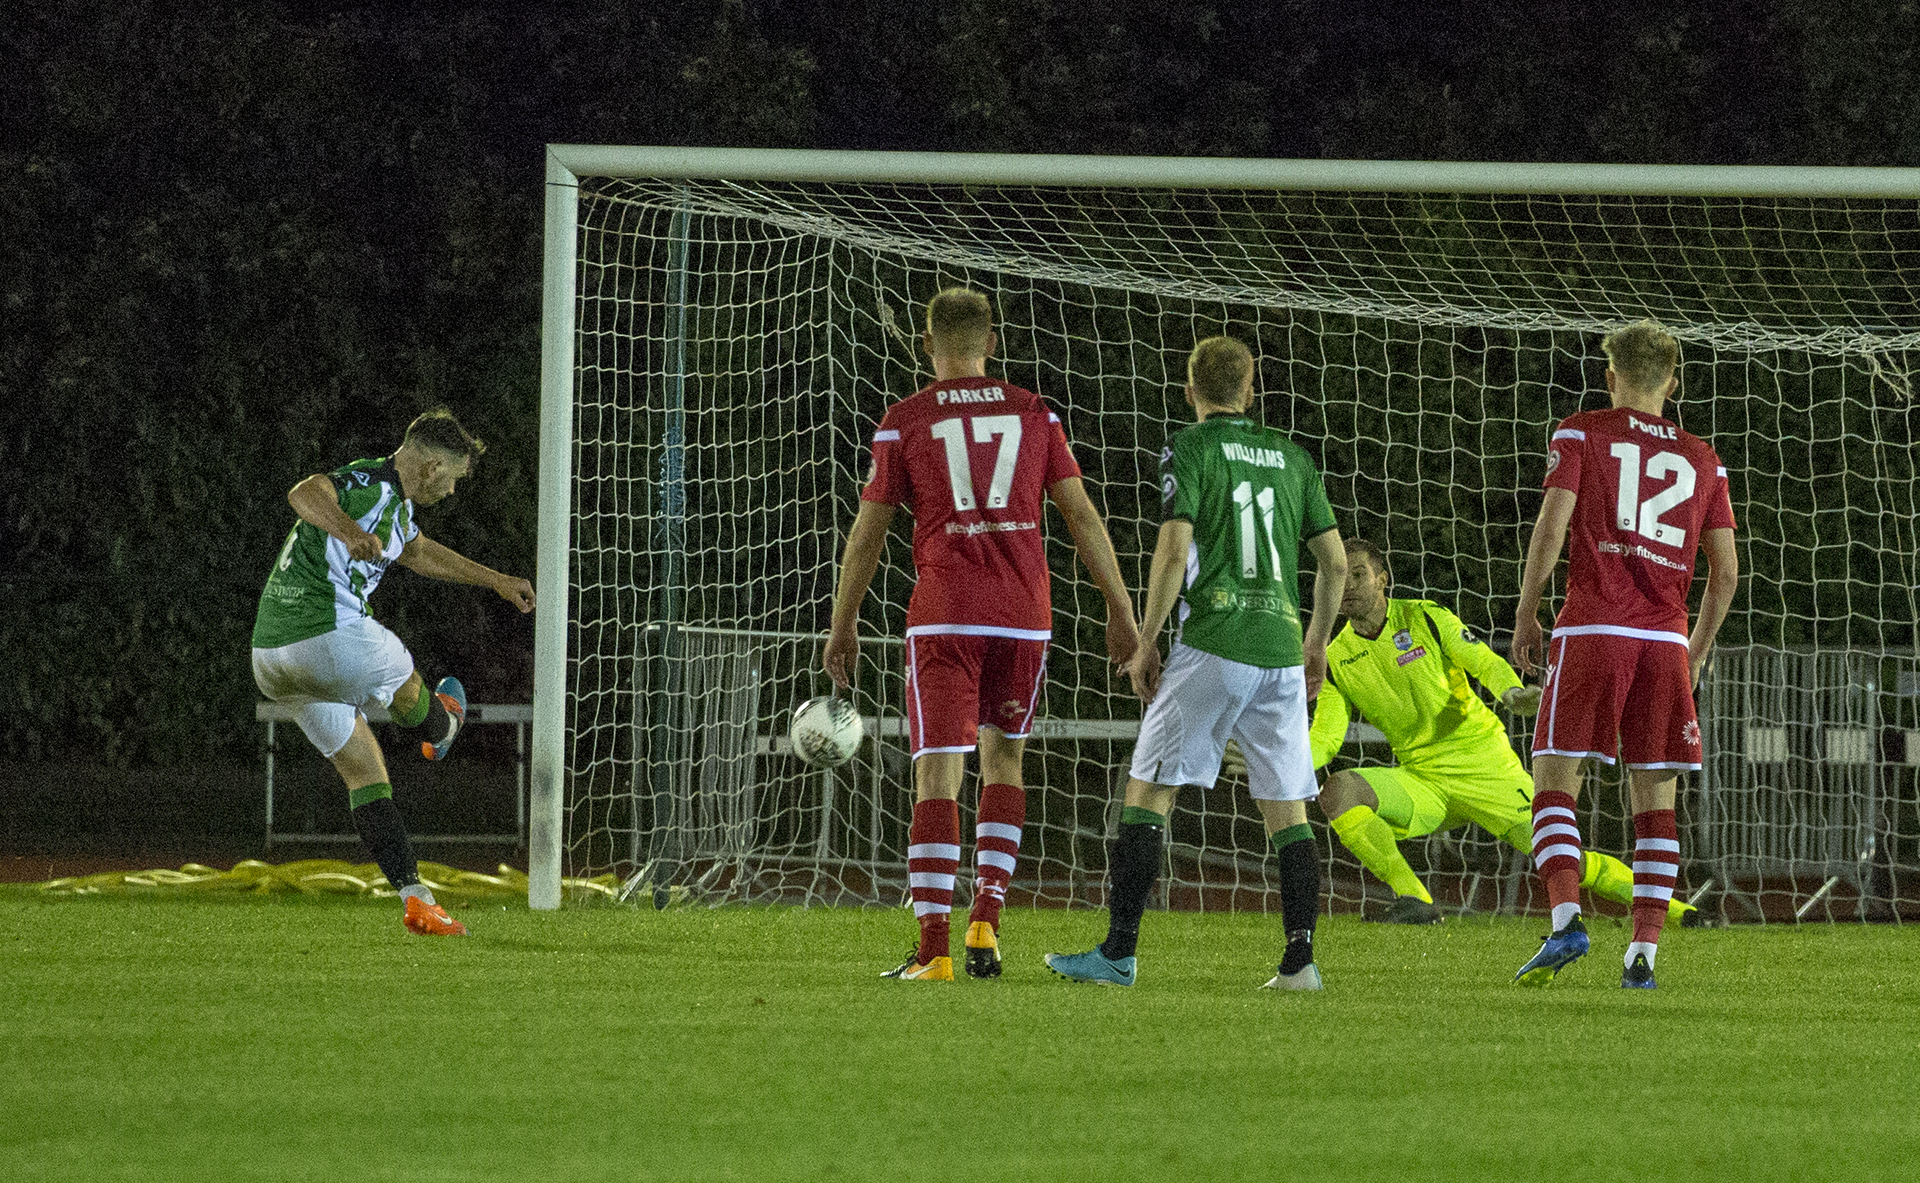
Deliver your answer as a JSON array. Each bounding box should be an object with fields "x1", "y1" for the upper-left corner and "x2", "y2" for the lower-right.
[
  {"x1": 250, "y1": 407, "x2": 534, "y2": 936},
  {"x1": 1047, "y1": 336, "x2": 1346, "y2": 989},
  {"x1": 1307, "y1": 537, "x2": 1702, "y2": 926}
]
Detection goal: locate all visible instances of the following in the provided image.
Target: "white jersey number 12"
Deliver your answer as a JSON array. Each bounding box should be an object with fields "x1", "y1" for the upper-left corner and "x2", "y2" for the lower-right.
[{"x1": 1609, "y1": 441, "x2": 1696, "y2": 548}]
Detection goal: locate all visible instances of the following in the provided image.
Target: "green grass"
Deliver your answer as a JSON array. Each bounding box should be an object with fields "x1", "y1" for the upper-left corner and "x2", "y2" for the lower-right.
[{"x1": 2, "y1": 896, "x2": 1916, "y2": 1182}]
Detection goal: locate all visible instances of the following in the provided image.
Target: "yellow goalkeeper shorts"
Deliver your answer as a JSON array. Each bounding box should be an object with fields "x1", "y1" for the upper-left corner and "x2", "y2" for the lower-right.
[{"x1": 1350, "y1": 747, "x2": 1535, "y2": 845}]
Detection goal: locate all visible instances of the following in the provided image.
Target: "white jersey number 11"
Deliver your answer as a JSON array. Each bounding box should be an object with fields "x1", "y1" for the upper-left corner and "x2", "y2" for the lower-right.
[{"x1": 1232, "y1": 480, "x2": 1284, "y2": 579}]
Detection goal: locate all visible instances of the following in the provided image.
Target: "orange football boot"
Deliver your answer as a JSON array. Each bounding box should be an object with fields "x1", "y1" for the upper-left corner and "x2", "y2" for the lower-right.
[{"x1": 403, "y1": 896, "x2": 469, "y2": 936}]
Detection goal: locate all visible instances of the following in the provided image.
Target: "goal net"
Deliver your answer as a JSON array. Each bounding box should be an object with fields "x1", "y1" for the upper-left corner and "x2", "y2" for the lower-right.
[{"x1": 533, "y1": 149, "x2": 1920, "y2": 923}]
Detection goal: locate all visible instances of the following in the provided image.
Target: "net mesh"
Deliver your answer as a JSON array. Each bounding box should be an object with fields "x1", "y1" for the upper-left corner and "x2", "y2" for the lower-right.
[{"x1": 563, "y1": 172, "x2": 1920, "y2": 922}]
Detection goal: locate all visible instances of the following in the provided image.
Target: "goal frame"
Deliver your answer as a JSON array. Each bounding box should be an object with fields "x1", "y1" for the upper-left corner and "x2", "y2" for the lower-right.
[{"x1": 531, "y1": 145, "x2": 1920, "y2": 910}]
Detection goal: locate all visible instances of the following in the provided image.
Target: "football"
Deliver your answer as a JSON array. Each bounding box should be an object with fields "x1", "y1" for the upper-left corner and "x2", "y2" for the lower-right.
[{"x1": 788, "y1": 695, "x2": 864, "y2": 768}]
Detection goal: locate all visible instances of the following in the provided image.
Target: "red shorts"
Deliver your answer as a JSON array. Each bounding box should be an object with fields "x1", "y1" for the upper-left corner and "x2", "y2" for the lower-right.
[
  {"x1": 1533, "y1": 627, "x2": 1701, "y2": 770},
  {"x1": 904, "y1": 629, "x2": 1049, "y2": 756}
]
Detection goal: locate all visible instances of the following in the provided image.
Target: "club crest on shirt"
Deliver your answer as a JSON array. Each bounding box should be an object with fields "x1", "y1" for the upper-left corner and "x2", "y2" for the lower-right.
[{"x1": 1393, "y1": 629, "x2": 1413, "y2": 651}]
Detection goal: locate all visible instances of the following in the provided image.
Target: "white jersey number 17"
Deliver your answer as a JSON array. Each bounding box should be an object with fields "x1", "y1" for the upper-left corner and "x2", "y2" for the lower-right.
[{"x1": 931, "y1": 415, "x2": 1023, "y2": 511}]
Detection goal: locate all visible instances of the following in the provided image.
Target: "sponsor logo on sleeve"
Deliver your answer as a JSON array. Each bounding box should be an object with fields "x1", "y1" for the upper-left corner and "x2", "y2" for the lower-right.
[{"x1": 1545, "y1": 448, "x2": 1562, "y2": 475}]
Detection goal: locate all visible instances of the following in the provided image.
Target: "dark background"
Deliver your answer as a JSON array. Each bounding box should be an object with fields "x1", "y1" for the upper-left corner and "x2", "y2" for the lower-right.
[{"x1": 4, "y1": 0, "x2": 1916, "y2": 844}]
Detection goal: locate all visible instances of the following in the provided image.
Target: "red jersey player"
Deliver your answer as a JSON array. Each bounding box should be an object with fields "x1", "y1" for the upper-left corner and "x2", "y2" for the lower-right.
[
  {"x1": 824, "y1": 287, "x2": 1138, "y2": 982},
  {"x1": 1511, "y1": 321, "x2": 1739, "y2": 989}
]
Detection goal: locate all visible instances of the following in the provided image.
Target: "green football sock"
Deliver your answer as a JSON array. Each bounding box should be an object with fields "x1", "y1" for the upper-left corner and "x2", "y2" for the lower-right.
[{"x1": 1330, "y1": 805, "x2": 1431, "y2": 903}]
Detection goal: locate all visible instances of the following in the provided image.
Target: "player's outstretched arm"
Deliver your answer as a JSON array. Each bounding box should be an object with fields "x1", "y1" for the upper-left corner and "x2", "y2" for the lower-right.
[
  {"x1": 398, "y1": 534, "x2": 535, "y2": 612},
  {"x1": 1302, "y1": 528, "x2": 1347, "y2": 702},
  {"x1": 288, "y1": 474, "x2": 382, "y2": 562},
  {"x1": 1125, "y1": 518, "x2": 1193, "y2": 703},
  {"x1": 1429, "y1": 603, "x2": 1539, "y2": 713},
  {"x1": 1688, "y1": 526, "x2": 1739, "y2": 686},
  {"x1": 1512, "y1": 487, "x2": 1576, "y2": 676},
  {"x1": 1047, "y1": 476, "x2": 1140, "y2": 667},
  {"x1": 823, "y1": 500, "x2": 896, "y2": 689}
]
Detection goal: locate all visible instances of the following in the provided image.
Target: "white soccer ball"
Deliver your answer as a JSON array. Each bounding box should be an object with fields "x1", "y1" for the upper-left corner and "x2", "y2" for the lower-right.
[{"x1": 788, "y1": 695, "x2": 864, "y2": 768}]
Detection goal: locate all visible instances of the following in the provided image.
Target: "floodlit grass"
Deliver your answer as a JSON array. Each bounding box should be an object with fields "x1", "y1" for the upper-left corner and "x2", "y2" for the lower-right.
[{"x1": 1, "y1": 895, "x2": 1915, "y2": 1182}]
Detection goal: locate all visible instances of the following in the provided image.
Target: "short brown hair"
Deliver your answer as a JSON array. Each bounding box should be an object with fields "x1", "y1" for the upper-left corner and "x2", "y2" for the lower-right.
[
  {"x1": 1187, "y1": 336, "x2": 1254, "y2": 406},
  {"x1": 926, "y1": 287, "x2": 993, "y2": 354},
  {"x1": 1602, "y1": 320, "x2": 1679, "y2": 392},
  {"x1": 404, "y1": 406, "x2": 486, "y2": 465},
  {"x1": 1344, "y1": 536, "x2": 1389, "y2": 582}
]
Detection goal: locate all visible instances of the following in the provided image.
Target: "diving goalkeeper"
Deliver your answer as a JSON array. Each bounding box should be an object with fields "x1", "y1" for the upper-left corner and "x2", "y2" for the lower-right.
[{"x1": 1298, "y1": 538, "x2": 1703, "y2": 926}]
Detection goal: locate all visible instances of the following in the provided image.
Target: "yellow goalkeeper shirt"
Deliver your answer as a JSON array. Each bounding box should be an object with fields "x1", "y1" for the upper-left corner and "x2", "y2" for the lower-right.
[{"x1": 1310, "y1": 599, "x2": 1524, "y2": 771}]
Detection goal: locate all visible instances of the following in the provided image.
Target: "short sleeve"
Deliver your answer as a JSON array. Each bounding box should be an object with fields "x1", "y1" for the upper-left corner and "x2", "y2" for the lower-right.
[
  {"x1": 1703, "y1": 453, "x2": 1736, "y2": 531},
  {"x1": 1042, "y1": 405, "x2": 1081, "y2": 485},
  {"x1": 1162, "y1": 440, "x2": 1196, "y2": 522},
  {"x1": 329, "y1": 462, "x2": 385, "y2": 520},
  {"x1": 860, "y1": 416, "x2": 908, "y2": 505},
  {"x1": 1300, "y1": 458, "x2": 1336, "y2": 538},
  {"x1": 1543, "y1": 422, "x2": 1584, "y2": 493}
]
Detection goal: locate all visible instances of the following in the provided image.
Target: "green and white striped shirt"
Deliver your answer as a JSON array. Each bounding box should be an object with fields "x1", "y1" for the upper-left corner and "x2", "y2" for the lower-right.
[{"x1": 251, "y1": 458, "x2": 419, "y2": 649}]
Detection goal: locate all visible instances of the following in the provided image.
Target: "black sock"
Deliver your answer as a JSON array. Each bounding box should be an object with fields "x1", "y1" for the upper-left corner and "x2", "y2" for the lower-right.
[
  {"x1": 1100, "y1": 818, "x2": 1165, "y2": 960},
  {"x1": 350, "y1": 788, "x2": 420, "y2": 890},
  {"x1": 1272, "y1": 823, "x2": 1320, "y2": 968}
]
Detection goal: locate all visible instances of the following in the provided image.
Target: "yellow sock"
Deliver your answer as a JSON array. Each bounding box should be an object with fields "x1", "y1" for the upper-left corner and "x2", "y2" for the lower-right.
[
  {"x1": 1330, "y1": 806, "x2": 1430, "y2": 903},
  {"x1": 1579, "y1": 850, "x2": 1636, "y2": 907},
  {"x1": 1580, "y1": 849, "x2": 1695, "y2": 920}
]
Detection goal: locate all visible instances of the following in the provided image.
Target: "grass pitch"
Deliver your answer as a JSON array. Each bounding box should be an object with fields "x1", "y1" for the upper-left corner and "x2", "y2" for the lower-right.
[{"x1": 1, "y1": 896, "x2": 1915, "y2": 1183}]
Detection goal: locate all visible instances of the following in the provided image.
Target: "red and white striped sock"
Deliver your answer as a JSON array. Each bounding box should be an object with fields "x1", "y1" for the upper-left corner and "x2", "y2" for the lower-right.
[
  {"x1": 967, "y1": 783, "x2": 1025, "y2": 932},
  {"x1": 1532, "y1": 790, "x2": 1585, "y2": 931},
  {"x1": 908, "y1": 798, "x2": 960, "y2": 965},
  {"x1": 1628, "y1": 808, "x2": 1680, "y2": 967}
]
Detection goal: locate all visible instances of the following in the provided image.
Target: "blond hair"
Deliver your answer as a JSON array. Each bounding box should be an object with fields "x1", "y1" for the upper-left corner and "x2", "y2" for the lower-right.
[
  {"x1": 1187, "y1": 336, "x2": 1254, "y2": 407},
  {"x1": 1602, "y1": 320, "x2": 1679, "y2": 393},
  {"x1": 926, "y1": 287, "x2": 993, "y2": 355}
]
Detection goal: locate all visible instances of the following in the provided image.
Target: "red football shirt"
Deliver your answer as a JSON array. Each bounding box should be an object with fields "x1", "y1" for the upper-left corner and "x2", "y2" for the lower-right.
[
  {"x1": 1543, "y1": 405, "x2": 1736, "y2": 635},
  {"x1": 861, "y1": 378, "x2": 1081, "y2": 633}
]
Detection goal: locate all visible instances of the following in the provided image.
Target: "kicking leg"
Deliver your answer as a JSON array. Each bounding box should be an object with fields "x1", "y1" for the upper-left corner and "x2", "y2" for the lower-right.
[{"x1": 388, "y1": 669, "x2": 467, "y2": 761}]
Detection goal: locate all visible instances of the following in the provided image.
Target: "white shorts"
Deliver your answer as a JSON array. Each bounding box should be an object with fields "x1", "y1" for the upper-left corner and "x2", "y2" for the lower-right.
[
  {"x1": 251, "y1": 618, "x2": 415, "y2": 758},
  {"x1": 1127, "y1": 643, "x2": 1317, "y2": 802}
]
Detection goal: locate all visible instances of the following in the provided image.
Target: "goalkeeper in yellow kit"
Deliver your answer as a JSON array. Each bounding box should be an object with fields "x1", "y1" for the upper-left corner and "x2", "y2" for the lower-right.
[{"x1": 1303, "y1": 538, "x2": 1703, "y2": 926}]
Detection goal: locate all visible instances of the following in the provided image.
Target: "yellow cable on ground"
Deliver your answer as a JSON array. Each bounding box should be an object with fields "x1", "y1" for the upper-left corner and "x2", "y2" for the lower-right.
[{"x1": 16, "y1": 860, "x2": 619, "y2": 902}]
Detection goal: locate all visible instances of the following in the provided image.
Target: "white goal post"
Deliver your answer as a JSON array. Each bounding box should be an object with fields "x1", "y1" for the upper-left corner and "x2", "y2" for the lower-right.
[{"x1": 533, "y1": 146, "x2": 1920, "y2": 919}]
